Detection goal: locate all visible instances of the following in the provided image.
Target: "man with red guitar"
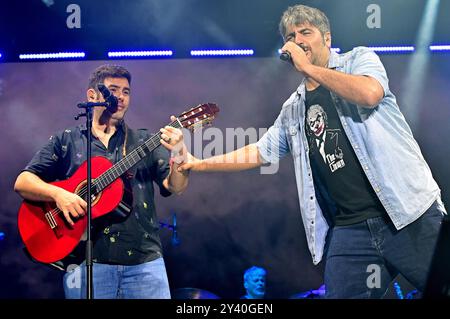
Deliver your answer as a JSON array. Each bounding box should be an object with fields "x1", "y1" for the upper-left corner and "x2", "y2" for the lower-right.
[{"x1": 14, "y1": 64, "x2": 190, "y2": 299}]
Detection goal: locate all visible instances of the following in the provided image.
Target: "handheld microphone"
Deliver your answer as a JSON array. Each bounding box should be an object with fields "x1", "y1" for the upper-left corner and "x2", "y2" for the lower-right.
[
  {"x1": 97, "y1": 84, "x2": 118, "y2": 113},
  {"x1": 280, "y1": 51, "x2": 291, "y2": 61},
  {"x1": 279, "y1": 44, "x2": 307, "y2": 63}
]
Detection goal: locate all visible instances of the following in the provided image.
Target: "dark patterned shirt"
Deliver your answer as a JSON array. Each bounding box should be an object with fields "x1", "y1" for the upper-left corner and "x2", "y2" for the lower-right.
[{"x1": 23, "y1": 121, "x2": 171, "y2": 266}]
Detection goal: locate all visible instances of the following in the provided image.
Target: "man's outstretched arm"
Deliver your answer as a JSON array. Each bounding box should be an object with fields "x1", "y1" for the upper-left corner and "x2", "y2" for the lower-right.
[{"x1": 177, "y1": 143, "x2": 263, "y2": 173}]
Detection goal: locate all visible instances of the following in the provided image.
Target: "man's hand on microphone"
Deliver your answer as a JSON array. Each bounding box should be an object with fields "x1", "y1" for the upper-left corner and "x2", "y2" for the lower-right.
[{"x1": 281, "y1": 42, "x2": 311, "y2": 73}]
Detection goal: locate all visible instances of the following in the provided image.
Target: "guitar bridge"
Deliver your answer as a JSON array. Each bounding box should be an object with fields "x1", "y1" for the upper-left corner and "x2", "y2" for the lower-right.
[
  {"x1": 45, "y1": 211, "x2": 63, "y2": 239},
  {"x1": 45, "y1": 211, "x2": 57, "y2": 229}
]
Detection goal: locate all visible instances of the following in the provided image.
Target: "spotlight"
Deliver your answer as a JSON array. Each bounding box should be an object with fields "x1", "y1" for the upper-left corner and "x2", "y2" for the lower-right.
[
  {"x1": 19, "y1": 52, "x2": 86, "y2": 60},
  {"x1": 190, "y1": 49, "x2": 254, "y2": 57},
  {"x1": 41, "y1": 0, "x2": 54, "y2": 7},
  {"x1": 108, "y1": 50, "x2": 173, "y2": 58}
]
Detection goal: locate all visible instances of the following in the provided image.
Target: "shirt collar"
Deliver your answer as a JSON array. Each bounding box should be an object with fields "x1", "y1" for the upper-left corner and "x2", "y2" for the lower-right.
[{"x1": 327, "y1": 49, "x2": 344, "y2": 69}]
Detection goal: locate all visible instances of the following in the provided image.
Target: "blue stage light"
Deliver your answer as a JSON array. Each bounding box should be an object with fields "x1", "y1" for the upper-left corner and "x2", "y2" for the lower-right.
[
  {"x1": 368, "y1": 46, "x2": 415, "y2": 53},
  {"x1": 19, "y1": 52, "x2": 86, "y2": 60},
  {"x1": 190, "y1": 49, "x2": 254, "y2": 57},
  {"x1": 429, "y1": 45, "x2": 450, "y2": 52},
  {"x1": 108, "y1": 50, "x2": 173, "y2": 58}
]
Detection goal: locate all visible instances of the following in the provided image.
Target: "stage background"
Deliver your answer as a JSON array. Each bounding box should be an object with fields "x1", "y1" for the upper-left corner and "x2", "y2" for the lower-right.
[
  {"x1": 0, "y1": 54, "x2": 449, "y2": 298},
  {"x1": 1, "y1": 0, "x2": 449, "y2": 299}
]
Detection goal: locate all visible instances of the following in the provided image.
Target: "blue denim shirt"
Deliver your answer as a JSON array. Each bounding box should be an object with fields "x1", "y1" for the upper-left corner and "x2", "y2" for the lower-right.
[{"x1": 256, "y1": 47, "x2": 444, "y2": 265}]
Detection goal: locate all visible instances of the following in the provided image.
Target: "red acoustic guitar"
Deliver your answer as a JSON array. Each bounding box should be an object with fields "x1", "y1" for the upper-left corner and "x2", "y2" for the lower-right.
[{"x1": 18, "y1": 103, "x2": 219, "y2": 264}]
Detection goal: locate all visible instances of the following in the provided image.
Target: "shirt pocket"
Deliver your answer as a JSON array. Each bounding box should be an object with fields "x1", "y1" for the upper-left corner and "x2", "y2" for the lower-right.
[{"x1": 286, "y1": 121, "x2": 301, "y2": 158}]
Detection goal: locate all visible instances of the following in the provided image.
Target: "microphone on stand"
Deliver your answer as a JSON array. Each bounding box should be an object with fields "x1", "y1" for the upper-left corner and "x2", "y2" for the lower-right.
[
  {"x1": 97, "y1": 84, "x2": 118, "y2": 113},
  {"x1": 171, "y1": 213, "x2": 180, "y2": 246}
]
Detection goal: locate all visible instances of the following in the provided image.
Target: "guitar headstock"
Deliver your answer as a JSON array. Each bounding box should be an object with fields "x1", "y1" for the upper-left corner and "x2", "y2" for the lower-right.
[{"x1": 177, "y1": 103, "x2": 220, "y2": 131}]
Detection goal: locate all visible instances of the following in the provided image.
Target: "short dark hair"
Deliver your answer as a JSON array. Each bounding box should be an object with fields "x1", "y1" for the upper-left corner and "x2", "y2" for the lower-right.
[
  {"x1": 279, "y1": 5, "x2": 330, "y2": 40},
  {"x1": 88, "y1": 64, "x2": 132, "y2": 90}
]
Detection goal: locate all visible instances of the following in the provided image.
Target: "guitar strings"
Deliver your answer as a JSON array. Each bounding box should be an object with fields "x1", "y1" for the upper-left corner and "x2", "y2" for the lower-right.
[{"x1": 48, "y1": 120, "x2": 183, "y2": 220}]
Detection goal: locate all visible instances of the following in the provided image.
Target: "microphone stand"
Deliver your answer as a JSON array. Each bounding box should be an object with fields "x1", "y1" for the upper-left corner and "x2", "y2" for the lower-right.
[
  {"x1": 159, "y1": 212, "x2": 180, "y2": 246},
  {"x1": 75, "y1": 101, "x2": 109, "y2": 299}
]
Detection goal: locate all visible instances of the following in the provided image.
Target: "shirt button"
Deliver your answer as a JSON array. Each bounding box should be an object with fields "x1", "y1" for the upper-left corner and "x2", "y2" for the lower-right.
[
  {"x1": 110, "y1": 237, "x2": 116, "y2": 243},
  {"x1": 310, "y1": 196, "x2": 314, "y2": 200},
  {"x1": 354, "y1": 145, "x2": 359, "y2": 149},
  {"x1": 311, "y1": 220, "x2": 314, "y2": 225},
  {"x1": 289, "y1": 127, "x2": 298, "y2": 135},
  {"x1": 364, "y1": 166, "x2": 369, "y2": 170},
  {"x1": 375, "y1": 188, "x2": 381, "y2": 192}
]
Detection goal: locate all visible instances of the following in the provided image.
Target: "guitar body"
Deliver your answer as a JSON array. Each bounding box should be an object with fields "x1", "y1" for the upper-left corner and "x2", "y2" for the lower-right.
[{"x1": 18, "y1": 156, "x2": 125, "y2": 264}]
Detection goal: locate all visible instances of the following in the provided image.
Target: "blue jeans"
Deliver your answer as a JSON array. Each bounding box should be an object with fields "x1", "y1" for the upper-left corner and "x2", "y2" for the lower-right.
[
  {"x1": 63, "y1": 257, "x2": 171, "y2": 299},
  {"x1": 324, "y1": 200, "x2": 446, "y2": 299}
]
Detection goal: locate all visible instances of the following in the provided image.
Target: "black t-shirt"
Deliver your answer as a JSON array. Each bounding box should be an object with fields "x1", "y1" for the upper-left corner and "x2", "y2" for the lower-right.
[
  {"x1": 305, "y1": 85, "x2": 385, "y2": 226},
  {"x1": 23, "y1": 121, "x2": 171, "y2": 266}
]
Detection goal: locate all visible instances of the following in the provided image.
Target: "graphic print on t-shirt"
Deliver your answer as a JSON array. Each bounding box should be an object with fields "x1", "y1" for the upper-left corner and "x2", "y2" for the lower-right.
[{"x1": 306, "y1": 104, "x2": 345, "y2": 173}]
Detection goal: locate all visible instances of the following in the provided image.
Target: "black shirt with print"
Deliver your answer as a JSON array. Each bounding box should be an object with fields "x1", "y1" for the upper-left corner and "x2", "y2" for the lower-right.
[{"x1": 305, "y1": 85, "x2": 386, "y2": 226}]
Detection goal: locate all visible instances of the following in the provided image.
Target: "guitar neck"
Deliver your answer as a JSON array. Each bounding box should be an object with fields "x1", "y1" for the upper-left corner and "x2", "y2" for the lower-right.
[{"x1": 93, "y1": 119, "x2": 183, "y2": 192}]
